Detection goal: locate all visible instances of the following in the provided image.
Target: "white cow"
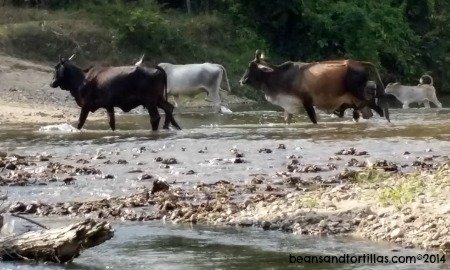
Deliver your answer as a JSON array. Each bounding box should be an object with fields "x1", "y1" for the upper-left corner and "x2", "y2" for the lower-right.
[
  {"x1": 385, "y1": 75, "x2": 442, "y2": 108},
  {"x1": 135, "y1": 56, "x2": 231, "y2": 113}
]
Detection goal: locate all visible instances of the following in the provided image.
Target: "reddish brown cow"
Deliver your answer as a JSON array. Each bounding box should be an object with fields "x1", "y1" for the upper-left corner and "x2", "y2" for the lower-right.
[{"x1": 239, "y1": 50, "x2": 390, "y2": 124}]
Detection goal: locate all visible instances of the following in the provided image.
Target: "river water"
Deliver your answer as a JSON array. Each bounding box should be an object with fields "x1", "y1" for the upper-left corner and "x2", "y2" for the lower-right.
[{"x1": 1, "y1": 102, "x2": 449, "y2": 269}]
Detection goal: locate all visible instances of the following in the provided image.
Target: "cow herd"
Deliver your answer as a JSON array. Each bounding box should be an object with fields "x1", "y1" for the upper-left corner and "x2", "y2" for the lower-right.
[{"x1": 50, "y1": 50, "x2": 442, "y2": 131}]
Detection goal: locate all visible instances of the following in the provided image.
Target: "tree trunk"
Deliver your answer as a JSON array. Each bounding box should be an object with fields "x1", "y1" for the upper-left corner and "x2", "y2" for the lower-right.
[
  {"x1": 186, "y1": 0, "x2": 191, "y2": 14},
  {"x1": 0, "y1": 218, "x2": 114, "y2": 263}
]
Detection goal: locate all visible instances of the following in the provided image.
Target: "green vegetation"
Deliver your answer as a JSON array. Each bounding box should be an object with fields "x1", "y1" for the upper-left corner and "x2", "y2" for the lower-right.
[
  {"x1": 351, "y1": 169, "x2": 392, "y2": 185},
  {"x1": 1, "y1": 0, "x2": 449, "y2": 99},
  {"x1": 378, "y1": 174, "x2": 424, "y2": 209}
]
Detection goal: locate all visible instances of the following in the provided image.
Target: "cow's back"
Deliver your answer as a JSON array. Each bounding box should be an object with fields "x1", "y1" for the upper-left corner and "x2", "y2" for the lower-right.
[
  {"x1": 83, "y1": 66, "x2": 164, "y2": 110},
  {"x1": 158, "y1": 63, "x2": 221, "y2": 93}
]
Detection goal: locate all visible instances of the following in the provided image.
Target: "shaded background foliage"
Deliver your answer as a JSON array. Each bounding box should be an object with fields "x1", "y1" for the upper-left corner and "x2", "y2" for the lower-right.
[{"x1": 2, "y1": 0, "x2": 449, "y2": 96}]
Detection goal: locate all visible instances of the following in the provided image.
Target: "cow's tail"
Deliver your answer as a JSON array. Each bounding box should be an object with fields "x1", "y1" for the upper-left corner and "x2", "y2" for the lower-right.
[
  {"x1": 361, "y1": 61, "x2": 390, "y2": 122},
  {"x1": 218, "y1": 64, "x2": 231, "y2": 92},
  {"x1": 420, "y1": 74, "x2": 433, "y2": 86},
  {"x1": 155, "y1": 66, "x2": 168, "y2": 101}
]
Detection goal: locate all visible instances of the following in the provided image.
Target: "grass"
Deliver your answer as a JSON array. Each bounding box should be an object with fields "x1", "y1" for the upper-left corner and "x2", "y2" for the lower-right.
[
  {"x1": 377, "y1": 174, "x2": 425, "y2": 209},
  {"x1": 303, "y1": 197, "x2": 319, "y2": 209},
  {"x1": 350, "y1": 168, "x2": 392, "y2": 185}
]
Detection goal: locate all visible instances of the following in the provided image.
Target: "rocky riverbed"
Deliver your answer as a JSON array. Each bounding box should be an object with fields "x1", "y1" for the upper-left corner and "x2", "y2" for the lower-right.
[{"x1": 1, "y1": 147, "x2": 449, "y2": 255}]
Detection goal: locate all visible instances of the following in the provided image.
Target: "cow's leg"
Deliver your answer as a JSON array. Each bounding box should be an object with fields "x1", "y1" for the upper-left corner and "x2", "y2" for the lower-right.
[
  {"x1": 77, "y1": 106, "x2": 90, "y2": 130},
  {"x1": 107, "y1": 107, "x2": 116, "y2": 131},
  {"x1": 367, "y1": 100, "x2": 383, "y2": 117},
  {"x1": 429, "y1": 93, "x2": 442, "y2": 108},
  {"x1": 147, "y1": 106, "x2": 161, "y2": 131},
  {"x1": 173, "y1": 94, "x2": 181, "y2": 107},
  {"x1": 402, "y1": 102, "x2": 410, "y2": 109},
  {"x1": 158, "y1": 99, "x2": 182, "y2": 130},
  {"x1": 284, "y1": 111, "x2": 293, "y2": 124},
  {"x1": 333, "y1": 104, "x2": 347, "y2": 118},
  {"x1": 208, "y1": 85, "x2": 222, "y2": 113},
  {"x1": 423, "y1": 100, "x2": 431, "y2": 108},
  {"x1": 302, "y1": 97, "x2": 317, "y2": 124},
  {"x1": 353, "y1": 110, "x2": 360, "y2": 122}
]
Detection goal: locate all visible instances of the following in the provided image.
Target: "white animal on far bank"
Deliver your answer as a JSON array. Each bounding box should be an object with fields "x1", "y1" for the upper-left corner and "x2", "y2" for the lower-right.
[
  {"x1": 385, "y1": 75, "x2": 442, "y2": 108},
  {"x1": 135, "y1": 55, "x2": 232, "y2": 113}
]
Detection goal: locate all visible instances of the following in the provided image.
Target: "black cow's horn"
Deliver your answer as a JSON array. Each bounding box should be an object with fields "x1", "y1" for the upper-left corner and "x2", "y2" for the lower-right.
[
  {"x1": 68, "y1": 54, "x2": 76, "y2": 61},
  {"x1": 255, "y1": 50, "x2": 262, "y2": 61}
]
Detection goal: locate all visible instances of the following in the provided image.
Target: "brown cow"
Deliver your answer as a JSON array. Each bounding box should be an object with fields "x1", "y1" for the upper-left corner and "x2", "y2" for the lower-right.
[
  {"x1": 239, "y1": 50, "x2": 390, "y2": 124},
  {"x1": 50, "y1": 56, "x2": 181, "y2": 131}
]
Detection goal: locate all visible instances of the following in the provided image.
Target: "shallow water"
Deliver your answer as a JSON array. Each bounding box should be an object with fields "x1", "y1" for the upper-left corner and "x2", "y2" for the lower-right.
[
  {"x1": 1, "y1": 221, "x2": 446, "y2": 270},
  {"x1": 0, "y1": 103, "x2": 449, "y2": 269}
]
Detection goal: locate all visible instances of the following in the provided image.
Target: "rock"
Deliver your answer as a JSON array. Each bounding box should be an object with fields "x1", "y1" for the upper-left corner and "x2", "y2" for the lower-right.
[
  {"x1": 5, "y1": 163, "x2": 17, "y2": 170},
  {"x1": 439, "y1": 206, "x2": 450, "y2": 215},
  {"x1": 161, "y1": 201, "x2": 175, "y2": 211},
  {"x1": 0, "y1": 151, "x2": 7, "y2": 158},
  {"x1": 162, "y1": 158, "x2": 178, "y2": 165},
  {"x1": 117, "y1": 159, "x2": 128, "y2": 164},
  {"x1": 258, "y1": 148, "x2": 272, "y2": 154},
  {"x1": 390, "y1": 228, "x2": 404, "y2": 239},
  {"x1": 403, "y1": 151, "x2": 411, "y2": 155},
  {"x1": 335, "y1": 148, "x2": 356, "y2": 155},
  {"x1": 439, "y1": 241, "x2": 450, "y2": 250},
  {"x1": 138, "y1": 174, "x2": 153, "y2": 181},
  {"x1": 102, "y1": 174, "x2": 115, "y2": 179},
  {"x1": 185, "y1": 170, "x2": 196, "y2": 175},
  {"x1": 277, "y1": 144, "x2": 286, "y2": 150},
  {"x1": 367, "y1": 215, "x2": 376, "y2": 221},
  {"x1": 249, "y1": 175, "x2": 264, "y2": 185},
  {"x1": 63, "y1": 177, "x2": 76, "y2": 185},
  {"x1": 151, "y1": 180, "x2": 170, "y2": 194},
  {"x1": 154, "y1": 157, "x2": 163, "y2": 162},
  {"x1": 93, "y1": 154, "x2": 106, "y2": 160},
  {"x1": 403, "y1": 215, "x2": 416, "y2": 223},
  {"x1": 262, "y1": 221, "x2": 271, "y2": 230},
  {"x1": 10, "y1": 202, "x2": 26, "y2": 213},
  {"x1": 238, "y1": 219, "x2": 253, "y2": 227},
  {"x1": 233, "y1": 158, "x2": 245, "y2": 163},
  {"x1": 128, "y1": 169, "x2": 143, "y2": 173},
  {"x1": 24, "y1": 203, "x2": 38, "y2": 214}
]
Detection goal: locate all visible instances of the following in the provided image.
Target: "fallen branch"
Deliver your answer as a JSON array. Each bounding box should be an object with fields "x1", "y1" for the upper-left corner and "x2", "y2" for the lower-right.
[
  {"x1": 10, "y1": 214, "x2": 48, "y2": 230},
  {"x1": 0, "y1": 218, "x2": 114, "y2": 263}
]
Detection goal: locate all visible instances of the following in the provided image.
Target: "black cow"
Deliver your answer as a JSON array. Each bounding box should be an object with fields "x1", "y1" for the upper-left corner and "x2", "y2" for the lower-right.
[{"x1": 50, "y1": 56, "x2": 181, "y2": 131}]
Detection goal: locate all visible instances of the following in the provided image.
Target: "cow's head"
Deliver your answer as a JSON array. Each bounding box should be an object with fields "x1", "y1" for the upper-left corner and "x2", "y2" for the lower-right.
[
  {"x1": 50, "y1": 54, "x2": 75, "y2": 90},
  {"x1": 239, "y1": 50, "x2": 273, "y2": 88}
]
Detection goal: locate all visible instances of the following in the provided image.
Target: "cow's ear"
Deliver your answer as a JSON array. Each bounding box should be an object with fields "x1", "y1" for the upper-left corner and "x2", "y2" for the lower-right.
[
  {"x1": 257, "y1": 64, "x2": 273, "y2": 72},
  {"x1": 255, "y1": 50, "x2": 262, "y2": 62}
]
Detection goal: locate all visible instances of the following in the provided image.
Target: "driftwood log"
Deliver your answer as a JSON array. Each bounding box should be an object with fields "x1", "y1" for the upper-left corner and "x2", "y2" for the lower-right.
[{"x1": 0, "y1": 218, "x2": 114, "y2": 263}]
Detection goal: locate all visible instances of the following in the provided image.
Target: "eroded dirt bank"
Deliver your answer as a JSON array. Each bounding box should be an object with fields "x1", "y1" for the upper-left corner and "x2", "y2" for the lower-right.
[{"x1": 0, "y1": 54, "x2": 252, "y2": 125}]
